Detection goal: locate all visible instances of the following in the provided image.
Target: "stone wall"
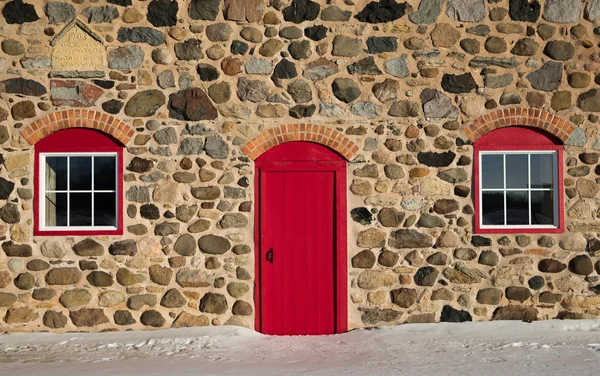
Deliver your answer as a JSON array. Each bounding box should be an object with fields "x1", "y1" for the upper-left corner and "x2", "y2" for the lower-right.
[{"x1": 1, "y1": 0, "x2": 600, "y2": 332}]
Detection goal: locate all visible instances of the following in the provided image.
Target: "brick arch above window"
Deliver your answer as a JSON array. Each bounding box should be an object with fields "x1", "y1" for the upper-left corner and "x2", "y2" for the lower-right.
[
  {"x1": 465, "y1": 107, "x2": 576, "y2": 144},
  {"x1": 20, "y1": 109, "x2": 134, "y2": 146},
  {"x1": 241, "y1": 124, "x2": 360, "y2": 161}
]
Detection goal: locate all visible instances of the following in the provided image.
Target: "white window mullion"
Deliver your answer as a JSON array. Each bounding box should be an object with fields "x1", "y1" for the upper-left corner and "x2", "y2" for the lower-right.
[
  {"x1": 66, "y1": 156, "x2": 70, "y2": 227},
  {"x1": 91, "y1": 156, "x2": 95, "y2": 227},
  {"x1": 503, "y1": 154, "x2": 507, "y2": 226},
  {"x1": 528, "y1": 154, "x2": 532, "y2": 226}
]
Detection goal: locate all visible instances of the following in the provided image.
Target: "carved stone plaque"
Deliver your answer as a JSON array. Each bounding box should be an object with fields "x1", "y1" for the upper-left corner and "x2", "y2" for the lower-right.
[{"x1": 51, "y1": 19, "x2": 105, "y2": 72}]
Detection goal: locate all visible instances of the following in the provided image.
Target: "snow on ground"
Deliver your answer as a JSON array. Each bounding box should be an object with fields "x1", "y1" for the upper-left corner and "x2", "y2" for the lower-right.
[{"x1": 1, "y1": 320, "x2": 600, "y2": 376}]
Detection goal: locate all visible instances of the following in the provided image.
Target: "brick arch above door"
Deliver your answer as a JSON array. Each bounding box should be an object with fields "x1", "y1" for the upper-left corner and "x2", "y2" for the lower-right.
[
  {"x1": 241, "y1": 124, "x2": 360, "y2": 161},
  {"x1": 20, "y1": 109, "x2": 134, "y2": 146},
  {"x1": 465, "y1": 107, "x2": 576, "y2": 144}
]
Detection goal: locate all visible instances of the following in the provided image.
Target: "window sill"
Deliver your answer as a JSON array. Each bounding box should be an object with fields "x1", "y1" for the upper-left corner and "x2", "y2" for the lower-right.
[
  {"x1": 34, "y1": 229, "x2": 123, "y2": 237},
  {"x1": 475, "y1": 227, "x2": 564, "y2": 235}
]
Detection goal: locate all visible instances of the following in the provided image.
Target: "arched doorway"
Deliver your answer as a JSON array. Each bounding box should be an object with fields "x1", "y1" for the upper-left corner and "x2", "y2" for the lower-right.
[{"x1": 254, "y1": 142, "x2": 348, "y2": 335}]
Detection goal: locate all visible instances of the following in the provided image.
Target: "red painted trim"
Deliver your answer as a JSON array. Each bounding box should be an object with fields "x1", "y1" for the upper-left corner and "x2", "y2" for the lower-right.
[
  {"x1": 254, "y1": 142, "x2": 348, "y2": 334},
  {"x1": 473, "y1": 127, "x2": 564, "y2": 235},
  {"x1": 34, "y1": 128, "x2": 124, "y2": 237}
]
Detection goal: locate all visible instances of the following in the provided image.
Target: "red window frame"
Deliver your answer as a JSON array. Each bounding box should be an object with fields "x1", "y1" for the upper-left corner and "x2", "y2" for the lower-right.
[
  {"x1": 34, "y1": 128, "x2": 124, "y2": 236},
  {"x1": 473, "y1": 126, "x2": 564, "y2": 234}
]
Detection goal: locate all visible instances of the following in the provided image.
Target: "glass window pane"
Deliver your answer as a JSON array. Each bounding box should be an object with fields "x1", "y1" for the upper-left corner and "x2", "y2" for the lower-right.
[
  {"x1": 70, "y1": 193, "x2": 92, "y2": 226},
  {"x1": 45, "y1": 157, "x2": 67, "y2": 191},
  {"x1": 481, "y1": 154, "x2": 504, "y2": 189},
  {"x1": 505, "y1": 154, "x2": 529, "y2": 189},
  {"x1": 482, "y1": 191, "x2": 504, "y2": 225},
  {"x1": 531, "y1": 191, "x2": 554, "y2": 225},
  {"x1": 530, "y1": 154, "x2": 554, "y2": 189},
  {"x1": 70, "y1": 157, "x2": 92, "y2": 191},
  {"x1": 94, "y1": 193, "x2": 116, "y2": 227},
  {"x1": 45, "y1": 193, "x2": 67, "y2": 226},
  {"x1": 506, "y1": 191, "x2": 529, "y2": 225},
  {"x1": 94, "y1": 156, "x2": 116, "y2": 191}
]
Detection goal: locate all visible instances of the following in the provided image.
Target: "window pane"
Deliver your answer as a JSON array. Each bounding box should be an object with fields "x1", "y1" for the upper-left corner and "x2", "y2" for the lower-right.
[
  {"x1": 94, "y1": 193, "x2": 116, "y2": 226},
  {"x1": 70, "y1": 157, "x2": 92, "y2": 191},
  {"x1": 530, "y1": 154, "x2": 554, "y2": 189},
  {"x1": 45, "y1": 157, "x2": 67, "y2": 191},
  {"x1": 481, "y1": 154, "x2": 504, "y2": 189},
  {"x1": 70, "y1": 193, "x2": 92, "y2": 226},
  {"x1": 531, "y1": 191, "x2": 554, "y2": 225},
  {"x1": 505, "y1": 154, "x2": 529, "y2": 189},
  {"x1": 482, "y1": 191, "x2": 504, "y2": 225},
  {"x1": 45, "y1": 193, "x2": 67, "y2": 226},
  {"x1": 94, "y1": 156, "x2": 116, "y2": 191},
  {"x1": 506, "y1": 191, "x2": 529, "y2": 225}
]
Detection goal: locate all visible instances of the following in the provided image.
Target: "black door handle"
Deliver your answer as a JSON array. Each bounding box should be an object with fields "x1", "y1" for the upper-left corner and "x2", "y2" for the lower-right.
[{"x1": 266, "y1": 248, "x2": 273, "y2": 263}]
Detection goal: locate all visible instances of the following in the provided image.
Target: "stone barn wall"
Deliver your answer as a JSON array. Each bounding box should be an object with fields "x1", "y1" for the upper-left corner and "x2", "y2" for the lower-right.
[{"x1": 0, "y1": 0, "x2": 600, "y2": 332}]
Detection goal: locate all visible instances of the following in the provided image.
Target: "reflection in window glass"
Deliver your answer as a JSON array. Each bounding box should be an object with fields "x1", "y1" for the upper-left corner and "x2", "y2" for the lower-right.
[
  {"x1": 94, "y1": 157, "x2": 116, "y2": 191},
  {"x1": 505, "y1": 154, "x2": 528, "y2": 189},
  {"x1": 70, "y1": 157, "x2": 92, "y2": 191},
  {"x1": 530, "y1": 154, "x2": 554, "y2": 189},
  {"x1": 94, "y1": 193, "x2": 116, "y2": 226},
  {"x1": 481, "y1": 154, "x2": 503, "y2": 189},
  {"x1": 45, "y1": 157, "x2": 67, "y2": 191},
  {"x1": 506, "y1": 191, "x2": 529, "y2": 225},
  {"x1": 482, "y1": 191, "x2": 504, "y2": 225},
  {"x1": 45, "y1": 193, "x2": 67, "y2": 226},
  {"x1": 531, "y1": 191, "x2": 554, "y2": 225}
]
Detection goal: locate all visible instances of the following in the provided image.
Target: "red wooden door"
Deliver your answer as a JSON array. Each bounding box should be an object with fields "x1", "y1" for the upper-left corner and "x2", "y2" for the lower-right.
[{"x1": 255, "y1": 142, "x2": 347, "y2": 335}]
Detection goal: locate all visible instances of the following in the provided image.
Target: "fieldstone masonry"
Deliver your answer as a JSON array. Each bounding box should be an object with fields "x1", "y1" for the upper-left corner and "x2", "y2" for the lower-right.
[{"x1": 1, "y1": 0, "x2": 600, "y2": 333}]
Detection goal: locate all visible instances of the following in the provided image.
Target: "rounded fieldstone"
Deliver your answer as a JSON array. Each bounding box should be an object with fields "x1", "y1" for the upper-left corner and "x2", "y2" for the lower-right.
[
  {"x1": 198, "y1": 234, "x2": 231, "y2": 254},
  {"x1": 161, "y1": 288, "x2": 187, "y2": 308},
  {"x1": 568, "y1": 72, "x2": 591, "y2": 88},
  {"x1": 479, "y1": 251, "x2": 499, "y2": 266},
  {"x1": 114, "y1": 310, "x2": 136, "y2": 325},
  {"x1": 485, "y1": 36, "x2": 507, "y2": 53},
  {"x1": 505, "y1": 286, "x2": 532, "y2": 302},
  {"x1": 569, "y1": 255, "x2": 593, "y2": 275},
  {"x1": 538, "y1": 259, "x2": 567, "y2": 273},
  {"x1": 14, "y1": 273, "x2": 34, "y2": 290},
  {"x1": 528, "y1": 276, "x2": 545, "y2": 290},
  {"x1": 414, "y1": 266, "x2": 438, "y2": 286},
  {"x1": 33, "y1": 288, "x2": 56, "y2": 301},
  {"x1": 232, "y1": 300, "x2": 253, "y2": 316},
  {"x1": 200, "y1": 292, "x2": 228, "y2": 314},
  {"x1": 60, "y1": 289, "x2": 92, "y2": 308},
  {"x1": 86, "y1": 271, "x2": 113, "y2": 287},
  {"x1": 140, "y1": 309, "x2": 165, "y2": 327},
  {"x1": 43, "y1": 311, "x2": 67, "y2": 329},
  {"x1": 544, "y1": 41, "x2": 575, "y2": 61},
  {"x1": 352, "y1": 249, "x2": 376, "y2": 268},
  {"x1": 332, "y1": 78, "x2": 360, "y2": 103},
  {"x1": 1, "y1": 40, "x2": 25, "y2": 55},
  {"x1": 477, "y1": 288, "x2": 502, "y2": 305}
]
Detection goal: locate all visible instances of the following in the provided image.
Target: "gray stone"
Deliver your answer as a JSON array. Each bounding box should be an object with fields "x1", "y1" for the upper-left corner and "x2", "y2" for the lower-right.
[
  {"x1": 140, "y1": 310, "x2": 165, "y2": 327},
  {"x1": 157, "y1": 70, "x2": 175, "y2": 89},
  {"x1": 351, "y1": 102, "x2": 377, "y2": 118},
  {"x1": 566, "y1": 128, "x2": 586, "y2": 146},
  {"x1": 198, "y1": 235, "x2": 231, "y2": 255},
  {"x1": 545, "y1": 41, "x2": 575, "y2": 61},
  {"x1": 108, "y1": 46, "x2": 144, "y2": 70},
  {"x1": 287, "y1": 79, "x2": 313, "y2": 103},
  {"x1": 319, "y1": 103, "x2": 345, "y2": 117},
  {"x1": 526, "y1": 61, "x2": 562, "y2": 92},
  {"x1": 409, "y1": 0, "x2": 443, "y2": 24},
  {"x1": 446, "y1": 0, "x2": 486, "y2": 22},
  {"x1": 82, "y1": 6, "x2": 119, "y2": 23},
  {"x1": 204, "y1": 135, "x2": 229, "y2": 159},
  {"x1": 45, "y1": 2, "x2": 76, "y2": 23},
  {"x1": 332, "y1": 78, "x2": 360, "y2": 103},
  {"x1": 484, "y1": 73, "x2": 512, "y2": 88},
  {"x1": 421, "y1": 89, "x2": 458, "y2": 119},
  {"x1": 237, "y1": 78, "x2": 269, "y2": 102},
  {"x1": 245, "y1": 58, "x2": 272, "y2": 75},
  {"x1": 303, "y1": 58, "x2": 339, "y2": 81},
  {"x1": 161, "y1": 289, "x2": 187, "y2": 308},
  {"x1": 543, "y1": 0, "x2": 583, "y2": 23},
  {"x1": 321, "y1": 5, "x2": 351, "y2": 21},
  {"x1": 586, "y1": 0, "x2": 600, "y2": 20},
  {"x1": 174, "y1": 39, "x2": 203, "y2": 60},
  {"x1": 469, "y1": 57, "x2": 520, "y2": 68},
  {"x1": 206, "y1": 23, "x2": 233, "y2": 42},
  {"x1": 177, "y1": 138, "x2": 204, "y2": 155},
  {"x1": 189, "y1": 0, "x2": 220, "y2": 20},
  {"x1": 200, "y1": 292, "x2": 228, "y2": 314},
  {"x1": 117, "y1": 27, "x2": 165, "y2": 46},
  {"x1": 347, "y1": 56, "x2": 382, "y2": 75},
  {"x1": 20, "y1": 56, "x2": 51, "y2": 69},
  {"x1": 383, "y1": 55, "x2": 409, "y2": 78}
]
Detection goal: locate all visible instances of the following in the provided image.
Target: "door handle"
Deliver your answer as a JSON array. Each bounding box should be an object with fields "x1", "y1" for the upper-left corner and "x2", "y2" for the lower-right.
[{"x1": 266, "y1": 248, "x2": 274, "y2": 263}]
